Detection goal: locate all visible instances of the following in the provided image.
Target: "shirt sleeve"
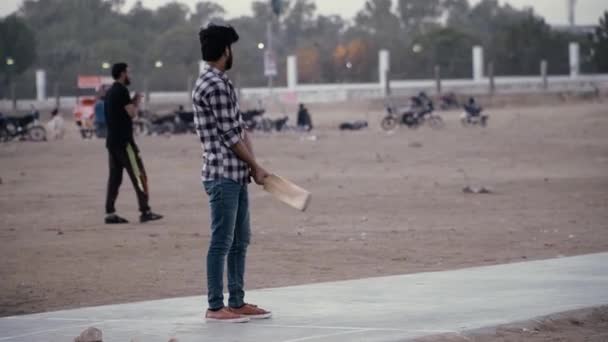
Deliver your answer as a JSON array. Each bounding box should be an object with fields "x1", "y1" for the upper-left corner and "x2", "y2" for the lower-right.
[
  {"x1": 206, "y1": 86, "x2": 241, "y2": 147},
  {"x1": 121, "y1": 87, "x2": 132, "y2": 109}
]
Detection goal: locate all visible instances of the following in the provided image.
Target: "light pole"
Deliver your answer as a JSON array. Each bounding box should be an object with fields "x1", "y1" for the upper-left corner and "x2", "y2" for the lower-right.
[
  {"x1": 102, "y1": 62, "x2": 111, "y2": 70},
  {"x1": 6, "y1": 57, "x2": 16, "y2": 113},
  {"x1": 145, "y1": 60, "x2": 163, "y2": 105}
]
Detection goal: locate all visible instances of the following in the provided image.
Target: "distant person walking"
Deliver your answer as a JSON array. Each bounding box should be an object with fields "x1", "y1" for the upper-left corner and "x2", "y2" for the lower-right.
[
  {"x1": 104, "y1": 62, "x2": 163, "y2": 224},
  {"x1": 94, "y1": 87, "x2": 107, "y2": 138}
]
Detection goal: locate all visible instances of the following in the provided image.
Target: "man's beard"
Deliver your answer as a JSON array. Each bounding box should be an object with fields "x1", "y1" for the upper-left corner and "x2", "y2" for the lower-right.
[
  {"x1": 226, "y1": 50, "x2": 233, "y2": 71},
  {"x1": 124, "y1": 76, "x2": 131, "y2": 86}
]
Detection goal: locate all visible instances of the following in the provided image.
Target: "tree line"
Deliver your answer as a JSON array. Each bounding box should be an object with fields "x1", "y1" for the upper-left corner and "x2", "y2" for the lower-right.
[{"x1": 1, "y1": 0, "x2": 607, "y2": 98}]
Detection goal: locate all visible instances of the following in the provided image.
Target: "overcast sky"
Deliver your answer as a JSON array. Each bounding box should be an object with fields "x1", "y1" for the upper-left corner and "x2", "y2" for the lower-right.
[{"x1": 1, "y1": 0, "x2": 606, "y2": 25}]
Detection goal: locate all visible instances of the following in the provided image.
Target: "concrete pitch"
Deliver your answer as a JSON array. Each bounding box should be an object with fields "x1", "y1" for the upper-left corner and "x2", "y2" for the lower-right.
[{"x1": 1, "y1": 253, "x2": 607, "y2": 342}]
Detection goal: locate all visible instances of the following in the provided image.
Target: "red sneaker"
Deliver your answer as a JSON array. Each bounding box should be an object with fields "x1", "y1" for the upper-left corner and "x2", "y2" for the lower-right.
[
  {"x1": 205, "y1": 307, "x2": 250, "y2": 323},
  {"x1": 228, "y1": 304, "x2": 272, "y2": 319}
]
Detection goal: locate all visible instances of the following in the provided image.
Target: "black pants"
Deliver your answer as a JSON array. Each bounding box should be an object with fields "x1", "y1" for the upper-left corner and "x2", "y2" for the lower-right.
[{"x1": 105, "y1": 143, "x2": 150, "y2": 214}]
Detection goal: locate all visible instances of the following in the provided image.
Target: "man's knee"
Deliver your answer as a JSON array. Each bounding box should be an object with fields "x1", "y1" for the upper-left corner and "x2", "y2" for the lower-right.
[
  {"x1": 230, "y1": 238, "x2": 250, "y2": 252},
  {"x1": 209, "y1": 234, "x2": 234, "y2": 255}
]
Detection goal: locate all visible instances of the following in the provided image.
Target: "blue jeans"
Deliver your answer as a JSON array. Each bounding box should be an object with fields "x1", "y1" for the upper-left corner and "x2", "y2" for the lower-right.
[{"x1": 203, "y1": 178, "x2": 251, "y2": 310}]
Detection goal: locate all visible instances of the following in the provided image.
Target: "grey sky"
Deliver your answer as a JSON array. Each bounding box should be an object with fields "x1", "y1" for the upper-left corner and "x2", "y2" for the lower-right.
[{"x1": 1, "y1": 0, "x2": 606, "y2": 25}]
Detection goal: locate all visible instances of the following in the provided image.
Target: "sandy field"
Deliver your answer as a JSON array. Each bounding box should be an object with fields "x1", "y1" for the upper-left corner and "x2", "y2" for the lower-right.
[{"x1": 1, "y1": 101, "x2": 607, "y2": 328}]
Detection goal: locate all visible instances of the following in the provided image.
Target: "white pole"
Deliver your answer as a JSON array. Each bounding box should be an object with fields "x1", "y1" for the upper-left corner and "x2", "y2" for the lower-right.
[
  {"x1": 36, "y1": 69, "x2": 46, "y2": 101},
  {"x1": 379, "y1": 50, "x2": 390, "y2": 95},
  {"x1": 569, "y1": 42, "x2": 580, "y2": 78},
  {"x1": 287, "y1": 55, "x2": 297, "y2": 90},
  {"x1": 473, "y1": 46, "x2": 484, "y2": 81}
]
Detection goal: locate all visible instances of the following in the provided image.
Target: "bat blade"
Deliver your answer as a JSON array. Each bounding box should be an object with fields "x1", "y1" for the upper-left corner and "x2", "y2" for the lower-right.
[{"x1": 263, "y1": 174, "x2": 311, "y2": 211}]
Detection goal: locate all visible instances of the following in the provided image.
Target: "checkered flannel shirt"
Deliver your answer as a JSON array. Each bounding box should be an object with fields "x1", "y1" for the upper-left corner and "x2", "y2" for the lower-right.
[{"x1": 192, "y1": 66, "x2": 250, "y2": 184}]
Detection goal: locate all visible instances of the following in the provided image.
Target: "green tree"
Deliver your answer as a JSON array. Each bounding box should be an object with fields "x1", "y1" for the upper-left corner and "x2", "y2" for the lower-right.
[
  {"x1": 283, "y1": 0, "x2": 317, "y2": 52},
  {"x1": 353, "y1": 0, "x2": 402, "y2": 81},
  {"x1": 0, "y1": 15, "x2": 37, "y2": 76},
  {"x1": 191, "y1": 1, "x2": 226, "y2": 27},
  {"x1": 444, "y1": 0, "x2": 471, "y2": 28},
  {"x1": 397, "y1": 0, "x2": 442, "y2": 35},
  {"x1": 590, "y1": 11, "x2": 608, "y2": 72},
  {"x1": 409, "y1": 27, "x2": 477, "y2": 78},
  {"x1": 0, "y1": 15, "x2": 37, "y2": 98}
]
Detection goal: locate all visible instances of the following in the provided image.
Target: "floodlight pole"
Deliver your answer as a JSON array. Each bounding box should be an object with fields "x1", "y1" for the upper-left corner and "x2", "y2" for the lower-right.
[{"x1": 267, "y1": 21, "x2": 273, "y2": 93}]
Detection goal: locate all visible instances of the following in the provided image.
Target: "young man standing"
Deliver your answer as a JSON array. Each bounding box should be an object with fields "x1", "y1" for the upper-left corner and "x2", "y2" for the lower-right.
[
  {"x1": 104, "y1": 63, "x2": 163, "y2": 224},
  {"x1": 192, "y1": 24, "x2": 271, "y2": 323}
]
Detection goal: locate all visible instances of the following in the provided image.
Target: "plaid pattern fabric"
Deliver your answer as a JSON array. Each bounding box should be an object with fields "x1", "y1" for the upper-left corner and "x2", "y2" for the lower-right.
[{"x1": 192, "y1": 66, "x2": 250, "y2": 184}]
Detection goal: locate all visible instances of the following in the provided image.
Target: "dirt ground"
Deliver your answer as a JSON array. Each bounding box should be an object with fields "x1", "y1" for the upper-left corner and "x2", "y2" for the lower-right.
[
  {"x1": 1, "y1": 102, "x2": 607, "y2": 326},
  {"x1": 415, "y1": 306, "x2": 608, "y2": 341}
]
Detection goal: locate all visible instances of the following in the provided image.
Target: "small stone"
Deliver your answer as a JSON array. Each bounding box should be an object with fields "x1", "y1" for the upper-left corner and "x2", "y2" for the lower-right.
[
  {"x1": 75, "y1": 327, "x2": 102, "y2": 342},
  {"x1": 57, "y1": 230, "x2": 64, "y2": 235}
]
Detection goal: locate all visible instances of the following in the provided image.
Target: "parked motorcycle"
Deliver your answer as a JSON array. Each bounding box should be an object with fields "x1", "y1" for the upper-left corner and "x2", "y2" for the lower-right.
[
  {"x1": 381, "y1": 104, "x2": 445, "y2": 131},
  {"x1": 460, "y1": 98, "x2": 488, "y2": 127},
  {"x1": 439, "y1": 93, "x2": 460, "y2": 110},
  {"x1": 460, "y1": 111, "x2": 489, "y2": 127},
  {"x1": 0, "y1": 108, "x2": 47, "y2": 142}
]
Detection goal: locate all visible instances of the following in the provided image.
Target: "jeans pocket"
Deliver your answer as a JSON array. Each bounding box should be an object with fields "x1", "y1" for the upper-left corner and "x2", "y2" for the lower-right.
[{"x1": 203, "y1": 180, "x2": 220, "y2": 198}]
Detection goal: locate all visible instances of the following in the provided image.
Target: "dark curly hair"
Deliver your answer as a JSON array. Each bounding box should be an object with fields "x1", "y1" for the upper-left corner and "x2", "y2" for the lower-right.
[
  {"x1": 111, "y1": 63, "x2": 128, "y2": 80},
  {"x1": 199, "y1": 24, "x2": 239, "y2": 62}
]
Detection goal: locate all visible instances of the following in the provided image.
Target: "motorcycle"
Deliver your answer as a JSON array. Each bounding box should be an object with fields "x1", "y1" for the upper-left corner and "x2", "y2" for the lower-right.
[
  {"x1": 460, "y1": 111, "x2": 489, "y2": 127},
  {"x1": 0, "y1": 108, "x2": 47, "y2": 142},
  {"x1": 381, "y1": 104, "x2": 445, "y2": 131},
  {"x1": 242, "y1": 109, "x2": 274, "y2": 132},
  {"x1": 439, "y1": 93, "x2": 460, "y2": 110}
]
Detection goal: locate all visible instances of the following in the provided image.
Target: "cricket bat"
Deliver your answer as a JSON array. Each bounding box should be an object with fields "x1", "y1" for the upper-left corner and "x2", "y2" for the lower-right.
[{"x1": 263, "y1": 174, "x2": 311, "y2": 211}]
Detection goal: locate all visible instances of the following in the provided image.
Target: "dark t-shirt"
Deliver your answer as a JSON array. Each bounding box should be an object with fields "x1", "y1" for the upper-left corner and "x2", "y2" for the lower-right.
[{"x1": 105, "y1": 82, "x2": 134, "y2": 149}]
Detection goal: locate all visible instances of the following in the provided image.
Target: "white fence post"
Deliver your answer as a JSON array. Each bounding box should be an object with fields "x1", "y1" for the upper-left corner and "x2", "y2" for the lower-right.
[
  {"x1": 287, "y1": 55, "x2": 298, "y2": 90},
  {"x1": 473, "y1": 46, "x2": 484, "y2": 81}
]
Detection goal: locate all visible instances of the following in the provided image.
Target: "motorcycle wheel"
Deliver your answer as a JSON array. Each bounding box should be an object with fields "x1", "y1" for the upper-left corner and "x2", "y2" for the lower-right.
[
  {"x1": 134, "y1": 119, "x2": 152, "y2": 136},
  {"x1": 481, "y1": 116, "x2": 488, "y2": 127},
  {"x1": 0, "y1": 128, "x2": 9, "y2": 142},
  {"x1": 402, "y1": 114, "x2": 420, "y2": 129},
  {"x1": 381, "y1": 116, "x2": 398, "y2": 131},
  {"x1": 5, "y1": 122, "x2": 18, "y2": 136},
  {"x1": 260, "y1": 119, "x2": 274, "y2": 133},
  {"x1": 28, "y1": 125, "x2": 47, "y2": 142},
  {"x1": 428, "y1": 115, "x2": 445, "y2": 129},
  {"x1": 161, "y1": 122, "x2": 175, "y2": 135}
]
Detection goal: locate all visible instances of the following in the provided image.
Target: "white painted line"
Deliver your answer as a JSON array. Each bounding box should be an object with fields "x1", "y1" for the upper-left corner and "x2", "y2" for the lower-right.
[
  {"x1": 0, "y1": 322, "x2": 106, "y2": 341},
  {"x1": 280, "y1": 329, "x2": 369, "y2": 342},
  {"x1": 1, "y1": 316, "x2": 456, "y2": 335},
  {"x1": 252, "y1": 323, "x2": 455, "y2": 334}
]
